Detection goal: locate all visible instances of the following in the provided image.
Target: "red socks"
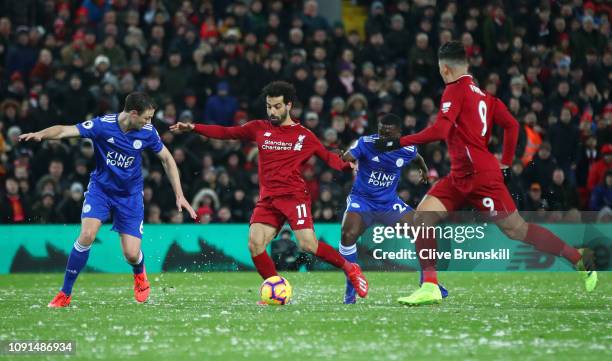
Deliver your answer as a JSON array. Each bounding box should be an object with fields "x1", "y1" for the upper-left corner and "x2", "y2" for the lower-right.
[
  {"x1": 524, "y1": 224, "x2": 581, "y2": 265},
  {"x1": 416, "y1": 231, "x2": 438, "y2": 284},
  {"x1": 252, "y1": 242, "x2": 352, "y2": 279},
  {"x1": 251, "y1": 252, "x2": 278, "y2": 279},
  {"x1": 315, "y1": 241, "x2": 351, "y2": 272}
]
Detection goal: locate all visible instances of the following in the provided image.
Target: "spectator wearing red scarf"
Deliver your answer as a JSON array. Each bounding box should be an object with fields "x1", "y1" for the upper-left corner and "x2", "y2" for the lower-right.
[{"x1": 0, "y1": 177, "x2": 29, "y2": 223}]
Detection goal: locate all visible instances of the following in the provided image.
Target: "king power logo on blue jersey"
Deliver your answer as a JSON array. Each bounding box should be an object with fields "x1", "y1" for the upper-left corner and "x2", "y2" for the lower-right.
[
  {"x1": 368, "y1": 171, "x2": 395, "y2": 187},
  {"x1": 106, "y1": 151, "x2": 135, "y2": 168}
]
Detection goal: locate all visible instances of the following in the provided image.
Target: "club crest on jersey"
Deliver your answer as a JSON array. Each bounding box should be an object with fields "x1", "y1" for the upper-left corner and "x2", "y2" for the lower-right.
[
  {"x1": 133, "y1": 140, "x2": 142, "y2": 149},
  {"x1": 264, "y1": 132, "x2": 272, "y2": 137},
  {"x1": 293, "y1": 134, "x2": 306, "y2": 151},
  {"x1": 442, "y1": 102, "x2": 451, "y2": 113},
  {"x1": 82, "y1": 120, "x2": 94, "y2": 129},
  {"x1": 396, "y1": 158, "x2": 404, "y2": 167}
]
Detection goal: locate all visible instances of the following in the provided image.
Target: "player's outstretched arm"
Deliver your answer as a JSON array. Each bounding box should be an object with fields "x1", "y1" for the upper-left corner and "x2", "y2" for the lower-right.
[
  {"x1": 170, "y1": 122, "x2": 256, "y2": 140},
  {"x1": 19, "y1": 125, "x2": 80, "y2": 142},
  {"x1": 156, "y1": 145, "x2": 197, "y2": 219},
  {"x1": 342, "y1": 150, "x2": 357, "y2": 163},
  {"x1": 375, "y1": 120, "x2": 452, "y2": 152},
  {"x1": 313, "y1": 138, "x2": 354, "y2": 172}
]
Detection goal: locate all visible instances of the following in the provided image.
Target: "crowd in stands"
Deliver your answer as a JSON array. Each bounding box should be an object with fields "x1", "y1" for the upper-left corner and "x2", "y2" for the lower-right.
[{"x1": 0, "y1": 0, "x2": 610, "y2": 224}]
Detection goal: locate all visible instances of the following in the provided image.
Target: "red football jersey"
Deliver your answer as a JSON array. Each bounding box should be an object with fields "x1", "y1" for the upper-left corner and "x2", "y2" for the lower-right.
[
  {"x1": 194, "y1": 120, "x2": 351, "y2": 199},
  {"x1": 400, "y1": 74, "x2": 518, "y2": 177}
]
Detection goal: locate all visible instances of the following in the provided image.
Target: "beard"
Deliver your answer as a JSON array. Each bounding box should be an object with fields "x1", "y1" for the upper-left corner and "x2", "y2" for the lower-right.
[{"x1": 268, "y1": 109, "x2": 287, "y2": 126}]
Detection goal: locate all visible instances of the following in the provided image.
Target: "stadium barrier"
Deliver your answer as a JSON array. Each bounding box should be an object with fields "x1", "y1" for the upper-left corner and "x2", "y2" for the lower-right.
[{"x1": 1, "y1": 220, "x2": 609, "y2": 273}]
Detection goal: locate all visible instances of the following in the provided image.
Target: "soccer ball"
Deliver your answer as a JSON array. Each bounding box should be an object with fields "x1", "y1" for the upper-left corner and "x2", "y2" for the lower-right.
[{"x1": 260, "y1": 276, "x2": 292, "y2": 305}]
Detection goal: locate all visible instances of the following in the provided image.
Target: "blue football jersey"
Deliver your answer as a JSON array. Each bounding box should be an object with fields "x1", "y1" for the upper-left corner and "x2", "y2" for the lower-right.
[
  {"x1": 76, "y1": 113, "x2": 164, "y2": 195},
  {"x1": 348, "y1": 134, "x2": 417, "y2": 203}
]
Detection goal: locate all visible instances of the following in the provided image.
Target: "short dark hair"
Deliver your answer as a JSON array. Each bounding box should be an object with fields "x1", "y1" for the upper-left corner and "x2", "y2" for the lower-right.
[
  {"x1": 438, "y1": 40, "x2": 467, "y2": 64},
  {"x1": 379, "y1": 113, "x2": 401, "y2": 127},
  {"x1": 262, "y1": 81, "x2": 296, "y2": 104},
  {"x1": 124, "y1": 92, "x2": 156, "y2": 114}
]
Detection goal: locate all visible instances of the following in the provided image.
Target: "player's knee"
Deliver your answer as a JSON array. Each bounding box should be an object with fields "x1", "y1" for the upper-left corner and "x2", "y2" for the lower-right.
[
  {"x1": 341, "y1": 229, "x2": 359, "y2": 246},
  {"x1": 502, "y1": 224, "x2": 526, "y2": 241},
  {"x1": 123, "y1": 248, "x2": 140, "y2": 264},
  {"x1": 298, "y1": 238, "x2": 317, "y2": 253},
  {"x1": 248, "y1": 236, "x2": 266, "y2": 256},
  {"x1": 78, "y1": 229, "x2": 96, "y2": 245}
]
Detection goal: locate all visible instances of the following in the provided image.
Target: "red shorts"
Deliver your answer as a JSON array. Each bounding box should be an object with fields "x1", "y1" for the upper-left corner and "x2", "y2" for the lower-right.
[
  {"x1": 250, "y1": 193, "x2": 314, "y2": 231},
  {"x1": 428, "y1": 170, "x2": 517, "y2": 216}
]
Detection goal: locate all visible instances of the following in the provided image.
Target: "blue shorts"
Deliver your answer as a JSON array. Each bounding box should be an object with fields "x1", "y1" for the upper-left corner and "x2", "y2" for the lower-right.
[
  {"x1": 344, "y1": 194, "x2": 413, "y2": 228},
  {"x1": 81, "y1": 183, "x2": 144, "y2": 239}
]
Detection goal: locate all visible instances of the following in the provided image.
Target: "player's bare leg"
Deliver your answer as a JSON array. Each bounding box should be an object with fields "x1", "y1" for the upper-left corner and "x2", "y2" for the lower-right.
[
  {"x1": 495, "y1": 211, "x2": 598, "y2": 292},
  {"x1": 49, "y1": 218, "x2": 101, "y2": 308},
  {"x1": 340, "y1": 212, "x2": 367, "y2": 303},
  {"x1": 295, "y1": 228, "x2": 369, "y2": 298},
  {"x1": 398, "y1": 195, "x2": 448, "y2": 306},
  {"x1": 120, "y1": 234, "x2": 149, "y2": 303}
]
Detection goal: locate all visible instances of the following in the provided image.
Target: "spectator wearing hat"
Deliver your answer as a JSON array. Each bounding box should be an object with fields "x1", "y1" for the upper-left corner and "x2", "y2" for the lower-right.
[
  {"x1": 203, "y1": 81, "x2": 238, "y2": 126},
  {"x1": 365, "y1": 1, "x2": 386, "y2": 37},
  {"x1": 301, "y1": 0, "x2": 329, "y2": 34},
  {"x1": 60, "y1": 29, "x2": 97, "y2": 68},
  {"x1": 6, "y1": 25, "x2": 37, "y2": 78},
  {"x1": 587, "y1": 144, "x2": 612, "y2": 192},
  {"x1": 56, "y1": 182, "x2": 85, "y2": 223},
  {"x1": 3, "y1": 72, "x2": 27, "y2": 102},
  {"x1": 571, "y1": 14, "x2": 605, "y2": 66},
  {"x1": 482, "y1": 6, "x2": 513, "y2": 62},
  {"x1": 524, "y1": 182, "x2": 549, "y2": 212},
  {"x1": 180, "y1": 90, "x2": 202, "y2": 122},
  {"x1": 90, "y1": 54, "x2": 115, "y2": 84}
]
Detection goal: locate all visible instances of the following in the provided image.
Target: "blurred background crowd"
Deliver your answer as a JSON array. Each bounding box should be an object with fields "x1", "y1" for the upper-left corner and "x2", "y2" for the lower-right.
[{"x1": 0, "y1": 0, "x2": 610, "y2": 225}]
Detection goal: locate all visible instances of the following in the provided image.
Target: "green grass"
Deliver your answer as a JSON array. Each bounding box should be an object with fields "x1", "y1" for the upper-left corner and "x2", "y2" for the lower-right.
[{"x1": 0, "y1": 272, "x2": 610, "y2": 361}]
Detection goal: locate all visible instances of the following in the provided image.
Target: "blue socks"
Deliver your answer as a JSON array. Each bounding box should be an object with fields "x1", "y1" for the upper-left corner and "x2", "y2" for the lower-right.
[
  {"x1": 130, "y1": 251, "x2": 145, "y2": 275},
  {"x1": 61, "y1": 240, "x2": 91, "y2": 296},
  {"x1": 339, "y1": 244, "x2": 357, "y2": 304}
]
